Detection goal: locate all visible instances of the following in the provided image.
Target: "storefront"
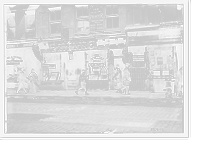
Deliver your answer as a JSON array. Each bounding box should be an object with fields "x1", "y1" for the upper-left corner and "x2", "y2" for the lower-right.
[
  {"x1": 39, "y1": 37, "x2": 100, "y2": 90},
  {"x1": 6, "y1": 44, "x2": 41, "y2": 92},
  {"x1": 85, "y1": 49, "x2": 108, "y2": 90},
  {"x1": 96, "y1": 35, "x2": 126, "y2": 90},
  {"x1": 39, "y1": 35, "x2": 125, "y2": 90},
  {"x1": 38, "y1": 40, "x2": 69, "y2": 90},
  {"x1": 126, "y1": 24, "x2": 183, "y2": 92}
]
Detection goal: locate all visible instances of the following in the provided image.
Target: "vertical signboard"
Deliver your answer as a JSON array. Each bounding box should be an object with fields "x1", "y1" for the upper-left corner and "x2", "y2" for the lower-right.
[
  {"x1": 89, "y1": 5, "x2": 105, "y2": 33},
  {"x1": 87, "y1": 50, "x2": 108, "y2": 80}
]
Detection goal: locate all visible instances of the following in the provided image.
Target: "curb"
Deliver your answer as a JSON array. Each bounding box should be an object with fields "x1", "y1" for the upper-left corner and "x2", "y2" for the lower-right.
[{"x1": 6, "y1": 95, "x2": 183, "y2": 104}]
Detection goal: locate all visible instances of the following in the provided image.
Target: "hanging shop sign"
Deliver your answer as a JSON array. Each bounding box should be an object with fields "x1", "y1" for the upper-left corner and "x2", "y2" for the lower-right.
[
  {"x1": 6, "y1": 56, "x2": 23, "y2": 65},
  {"x1": 69, "y1": 38, "x2": 97, "y2": 51},
  {"x1": 89, "y1": 5, "x2": 104, "y2": 32},
  {"x1": 69, "y1": 51, "x2": 74, "y2": 60}
]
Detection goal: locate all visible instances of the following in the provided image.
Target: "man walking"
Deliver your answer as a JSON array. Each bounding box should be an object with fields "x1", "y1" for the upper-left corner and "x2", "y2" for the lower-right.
[
  {"x1": 176, "y1": 67, "x2": 183, "y2": 96},
  {"x1": 112, "y1": 64, "x2": 122, "y2": 92},
  {"x1": 16, "y1": 68, "x2": 27, "y2": 94},
  {"x1": 121, "y1": 63, "x2": 131, "y2": 94},
  {"x1": 75, "y1": 69, "x2": 89, "y2": 95}
]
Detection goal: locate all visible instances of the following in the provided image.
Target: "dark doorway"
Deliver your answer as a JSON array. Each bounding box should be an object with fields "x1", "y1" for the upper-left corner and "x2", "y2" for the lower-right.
[{"x1": 66, "y1": 51, "x2": 85, "y2": 89}]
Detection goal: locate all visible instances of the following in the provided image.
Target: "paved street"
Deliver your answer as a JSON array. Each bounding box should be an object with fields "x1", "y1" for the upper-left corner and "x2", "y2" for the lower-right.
[{"x1": 6, "y1": 94, "x2": 183, "y2": 134}]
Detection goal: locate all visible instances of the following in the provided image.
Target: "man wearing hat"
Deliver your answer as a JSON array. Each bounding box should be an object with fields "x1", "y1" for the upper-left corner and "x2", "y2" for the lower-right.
[
  {"x1": 75, "y1": 69, "x2": 89, "y2": 95},
  {"x1": 121, "y1": 63, "x2": 131, "y2": 94},
  {"x1": 113, "y1": 64, "x2": 122, "y2": 93}
]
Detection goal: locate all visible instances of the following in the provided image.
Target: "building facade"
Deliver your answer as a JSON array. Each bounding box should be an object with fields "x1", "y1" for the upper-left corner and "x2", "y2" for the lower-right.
[{"x1": 5, "y1": 4, "x2": 183, "y2": 90}]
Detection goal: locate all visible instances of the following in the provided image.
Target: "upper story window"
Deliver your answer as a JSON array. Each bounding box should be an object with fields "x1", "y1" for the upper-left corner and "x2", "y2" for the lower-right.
[
  {"x1": 26, "y1": 11, "x2": 35, "y2": 38},
  {"x1": 76, "y1": 5, "x2": 89, "y2": 18},
  {"x1": 7, "y1": 12, "x2": 15, "y2": 40},
  {"x1": 133, "y1": 5, "x2": 146, "y2": 25},
  {"x1": 106, "y1": 5, "x2": 119, "y2": 29},
  {"x1": 147, "y1": 5, "x2": 161, "y2": 25},
  {"x1": 160, "y1": 5, "x2": 183, "y2": 23},
  {"x1": 76, "y1": 5, "x2": 90, "y2": 33},
  {"x1": 49, "y1": 7, "x2": 61, "y2": 35}
]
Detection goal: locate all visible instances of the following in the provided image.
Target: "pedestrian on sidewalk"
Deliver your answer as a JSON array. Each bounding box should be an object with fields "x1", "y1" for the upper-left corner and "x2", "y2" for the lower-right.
[
  {"x1": 28, "y1": 69, "x2": 39, "y2": 93},
  {"x1": 121, "y1": 63, "x2": 131, "y2": 95},
  {"x1": 176, "y1": 67, "x2": 183, "y2": 97},
  {"x1": 75, "y1": 69, "x2": 89, "y2": 95},
  {"x1": 16, "y1": 70, "x2": 29, "y2": 94},
  {"x1": 113, "y1": 64, "x2": 122, "y2": 93}
]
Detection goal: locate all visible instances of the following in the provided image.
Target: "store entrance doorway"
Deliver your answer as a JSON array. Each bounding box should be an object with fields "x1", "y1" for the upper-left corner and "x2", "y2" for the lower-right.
[{"x1": 66, "y1": 51, "x2": 85, "y2": 89}]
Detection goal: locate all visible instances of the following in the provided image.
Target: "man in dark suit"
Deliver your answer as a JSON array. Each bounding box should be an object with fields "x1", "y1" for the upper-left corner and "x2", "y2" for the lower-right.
[{"x1": 121, "y1": 63, "x2": 131, "y2": 94}]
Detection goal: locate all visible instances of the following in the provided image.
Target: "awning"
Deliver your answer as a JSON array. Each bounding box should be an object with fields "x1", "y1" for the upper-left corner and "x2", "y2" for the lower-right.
[
  {"x1": 126, "y1": 26, "x2": 183, "y2": 46},
  {"x1": 128, "y1": 38, "x2": 182, "y2": 46}
]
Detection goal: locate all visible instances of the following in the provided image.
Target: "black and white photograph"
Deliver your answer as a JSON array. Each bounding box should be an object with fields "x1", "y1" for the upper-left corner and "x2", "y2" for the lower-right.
[{"x1": 1, "y1": 1, "x2": 190, "y2": 139}]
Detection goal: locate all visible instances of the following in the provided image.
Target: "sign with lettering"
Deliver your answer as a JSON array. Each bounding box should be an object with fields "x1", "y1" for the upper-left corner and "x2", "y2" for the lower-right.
[
  {"x1": 41, "y1": 37, "x2": 97, "y2": 53},
  {"x1": 46, "y1": 40, "x2": 69, "y2": 53},
  {"x1": 87, "y1": 50, "x2": 108, "y2": 80},
  {"x1": 69, "y1": 38, "x2": 97, "y2": 51},
  {"x1": 89, "y1": 5, "x2": 105, "y2": 32},
  {"x1": 6, "y1": 56, "x2": 23, "y2": 65}
]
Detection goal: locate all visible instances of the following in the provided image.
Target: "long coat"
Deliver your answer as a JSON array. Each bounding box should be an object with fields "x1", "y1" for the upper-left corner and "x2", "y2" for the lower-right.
[
  {"x1": 113, "y1": 68, "x2": 122, "y2": 89},
  {"x1": 123, "y1": 67, "x2": 131, "y2": 81},
  {"x1": 17, "y1": 71, "x2": 28, "y2": 83}
]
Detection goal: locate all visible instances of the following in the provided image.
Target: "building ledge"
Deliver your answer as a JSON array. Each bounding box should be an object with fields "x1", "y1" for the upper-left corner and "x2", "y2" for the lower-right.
[
  {"x1": 125, "y1": 22, "x2": 183, "y2": 32},
  {"x1": 7, "y1": 38, "x2": 38, "y2": 44},
  {"x1": 125, "y1": 25, "x2": 160, "y2": 31}
]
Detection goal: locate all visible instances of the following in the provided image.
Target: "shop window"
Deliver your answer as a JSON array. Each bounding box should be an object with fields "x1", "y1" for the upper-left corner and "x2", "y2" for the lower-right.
[
  {"x1": 26, "y1": 11, "x2": 35, "y2": 38},
  {"x1": 164, "y1": 5, "x2": 177, "y2": 21},
  {"x1": 7, "y1": 13, "x2": 15, "y2": 40},
  {"x1": 77, "y1": 20, "x2": 90, "y2": 33},
  {"x1": 149, "y1": 47, "x2": 173, "y2": 70},
  {"x1": 43, "y1": 53, "x2": 61, "y2": 81},
  {"x1": 106, "y1": 5, "x2": 119, "y2": 29},
  {"x1": 147, "y1": 5, "x2": 160, "y2": 25},
  {"x1": 76, "y1": 5, "x2": 89, "y2": 33},
  {"x1": 77, "y1": 5, "x2": 88, "y2": 17},
  {"x1": 87, "y1": 50, "x2": 108, "y2": 80},
  {"x1": 133, "y1": 5, "x2": 145, "y2": 25},
  {"x1": 49, "y1": 8, "x2": 61, "y2": 35}
]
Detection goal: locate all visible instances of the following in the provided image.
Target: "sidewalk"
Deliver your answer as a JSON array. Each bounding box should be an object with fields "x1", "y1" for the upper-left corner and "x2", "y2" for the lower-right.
[{"x1": 5, "y1": 88, "x2": 183, "y2": 103}]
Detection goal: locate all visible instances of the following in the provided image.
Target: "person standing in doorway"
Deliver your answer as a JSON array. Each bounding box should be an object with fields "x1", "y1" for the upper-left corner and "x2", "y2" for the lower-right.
[
  {"x1": 75, "y1": 69, "x2": 89, "y2": 95},
  {"x1": 121, "y1": 63, "x2": 131, "y2": 95},
  {"x1": 113, "y1": 64, "x2": 122, "y2": 93},
  {"x1": 16, "y1": 70, "x2": 28, "y2": 94}
]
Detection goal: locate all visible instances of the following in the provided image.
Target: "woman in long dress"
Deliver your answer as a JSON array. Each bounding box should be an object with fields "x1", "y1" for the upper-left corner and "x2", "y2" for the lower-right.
[
  {"x1": 121, "y1": 64, "x2": 131, "y2": 95},
  {"x1": 16, "y1": 71, "x2": 28, "y2": 94},
  {"x1": 113, "y1": 65, "x2": 122, "y2": 93},
  {"x1": 28, "y1": 69, "x2": 39, "y2": 93}
]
